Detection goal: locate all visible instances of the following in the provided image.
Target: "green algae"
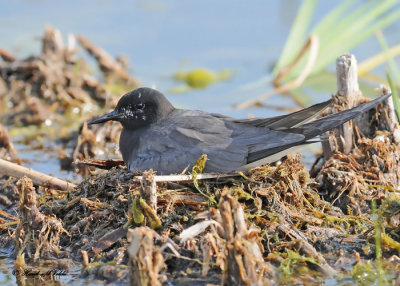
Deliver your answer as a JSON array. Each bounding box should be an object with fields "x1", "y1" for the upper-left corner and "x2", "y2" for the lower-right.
[{"x1": 172, "y1": 68, "x2": 234, "y2": 91}]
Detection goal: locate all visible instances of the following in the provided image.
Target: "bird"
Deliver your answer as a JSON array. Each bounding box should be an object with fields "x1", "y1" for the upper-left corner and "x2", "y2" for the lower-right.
[{"x1": 89, "y1": 87, "x2": 391, "y2": 175}]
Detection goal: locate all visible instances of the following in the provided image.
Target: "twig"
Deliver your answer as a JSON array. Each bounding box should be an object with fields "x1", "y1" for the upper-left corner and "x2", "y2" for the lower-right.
[
  {"x1": 0, "y1": 158, "x2": 76, "y2": 191},
  {"x1": 127, "y1": 227, "x2": 166, "y2": 286},
  {"x1": 0, "y1": 48, "x2": 17, "y2": 62},
  {"x1": 81, "y1": 250, "x2": 89, "y2": 268},
  {"x1": 132, "y1": 172, "x2": 239, "y2": 183},
  {"x1": 77, "y1": 35, "x2": 140, "y2": 86},
  {"x1": 42, "y1": 26, "x2": 64, "y2": 56},
  {"x1": 0, "y1": 209, "x2": 19, "y2": 221},
  {"x1": 75, "y1": 158, "x2": 125, "y2": 169},
  {"x1": 140, "y1": 170, "x2": 157, "y2": 212},
  {"x1": 235, "y1": 34, "x2": 319, "y2": 110}
]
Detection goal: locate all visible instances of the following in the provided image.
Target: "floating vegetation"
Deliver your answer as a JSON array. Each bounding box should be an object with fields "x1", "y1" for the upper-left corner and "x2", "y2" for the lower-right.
[
  {"x1": 0, "y1": 26, "x2": 140, "y2": 176},
  {"x1": 171, "y1": 68, "x2": 234, "y2": 92}
]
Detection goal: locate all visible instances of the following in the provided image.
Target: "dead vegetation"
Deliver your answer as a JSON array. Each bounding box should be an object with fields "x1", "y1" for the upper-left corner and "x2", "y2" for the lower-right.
[
  {"x1": 0, "y1": 31, "x2": 399, "y2": 284},
  {"x1": 0, "y1": 26, "x2": 138, "y2": 175},
  {"x1": 0, "y1": 124, "x2": 19, "y2": 163},
  {"x1": 3, "y1": 128, "x2": 399, "y2": 284}
]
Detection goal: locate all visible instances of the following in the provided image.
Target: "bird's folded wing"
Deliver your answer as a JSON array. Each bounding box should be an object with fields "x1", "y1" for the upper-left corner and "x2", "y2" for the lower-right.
[
  {"x1": 211, "y1": 99, "x2": 332, "y2": 129},
  {"x1": 131, "y1": 127, "x2": 247, "y2": 174},
  {"x1": 132, "y1": 111, "x2": 307, "y2": 173},
  {"x1": 245, "y1": 94, "x2": 391, "y2": 163},
  {"x1": 288, "y1": 93, "x2": 391, "y2": 139}
]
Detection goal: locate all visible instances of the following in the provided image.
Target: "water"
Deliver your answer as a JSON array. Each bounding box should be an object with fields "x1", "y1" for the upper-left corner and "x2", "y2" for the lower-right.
[
  {"x1": 2, "y1": 1, "x2": 399, "y2": 117},
  {"x1": 1, "y1": 1, "x2": 400, "y2": 284},
  {"x1": 0, "y1": 1, "x2": 326, "y2": 117}
]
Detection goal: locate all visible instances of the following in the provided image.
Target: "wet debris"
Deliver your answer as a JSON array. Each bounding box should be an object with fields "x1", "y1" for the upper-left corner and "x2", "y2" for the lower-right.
[
  {"x1": 70, "y1": 120, "x2": 122, "y2": 176},
  {"x1": 0, "y1": 175, "x2": 19, "y2": 213},
  {"x1": 2, "y1": 131, "x2": 400, "y2": 284},
  {"x1": 14, "y1": 177, "x2": 68, "y2": 262},
  {"x1": 0, "y1": 124, "x2": 20, "y2": 226},
  {"x1": 9, "y1": 176, "x2": 74, "y2": 286},
  {"x1": 21, "y1": 126, "x2": 395, "y2": 285},
  {"x1": 127, "y1": 227, "x2": 166, "y2": 286},
  {"x1": 0, "y1": 124, "x2": 19, "y2": 163},
  {"x1": 77, "y1": 35, "x2": 139, "y2": 87},
  {"x1": 0, "y1": 26, "x2": 138, "y2": 175},
  {"x1": 317, "y1": 136, "x2": 400, "y2": 214},
  {"x1": 213, "y1": 194, "x2": 274, "y2": 285}
]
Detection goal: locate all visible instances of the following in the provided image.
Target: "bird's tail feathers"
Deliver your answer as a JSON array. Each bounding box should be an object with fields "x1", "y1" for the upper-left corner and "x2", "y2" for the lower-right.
[{"x1": 289, "y1": 93, "x2": 391, "y2": 139}]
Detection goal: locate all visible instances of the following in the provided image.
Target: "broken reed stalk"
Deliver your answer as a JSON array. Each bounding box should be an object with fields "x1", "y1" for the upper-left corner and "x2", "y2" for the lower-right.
[
  {"x1": 14, "y1": 177, "x2": 67, "y2": 261},
  {"x1": 322, "y1": 54, "x2": 396, "y2": 161},
  {"x1": 322, "y1": 54, "x2": 361, "y2": 160},
  {"x1": 140, "y1": 170, "x2": 157, "y2": 211},
  {"x1": 0, "y1": 47, "x2": 17, "y2": 62},
  {"x1": 127, "y1": 227, "x2": 166, "y2": 286},
  {"x1": 77, "y1": 35, "x2": 140, "y2": 86},
  {"x1": 336, "y1": 53, "x2": 360, "y2": 154},
  {"x1": 0, "y1": 158, "x2": 76, "y2": 191},
  {"x1": 216, "y1": 194, "x2": 269, "y2": 286}
]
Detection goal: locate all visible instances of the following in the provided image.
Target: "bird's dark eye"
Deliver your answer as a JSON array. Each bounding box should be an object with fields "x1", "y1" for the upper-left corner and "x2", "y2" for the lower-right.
[{"x1": 135, "y1": 103, "x2": 145, "y2": 110}]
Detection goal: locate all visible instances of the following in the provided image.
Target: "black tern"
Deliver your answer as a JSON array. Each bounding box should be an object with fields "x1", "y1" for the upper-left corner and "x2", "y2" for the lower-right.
[{"x1": 89, "y1": 87, "x2": 391, "y2": 175}]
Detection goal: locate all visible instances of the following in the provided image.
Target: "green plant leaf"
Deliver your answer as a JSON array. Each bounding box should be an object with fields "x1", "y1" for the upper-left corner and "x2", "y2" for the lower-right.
[
  {"x1": 312, "y1": 0, "x2": 357, "y2": 35},
  {"x1": 376, "y1": 30, "x2": 400, "y2": 83},
  {"x1": 376, "y1": 28, "x2": 400, "y2": 123},
  {"x1": 386, "y1": 71, "x2": 400, "y2": 123},
  {"x1": 312, "y1": 4, "x2": 400, "y2": 76},
  {"x1": 358, "y1": 44, "x2": 400, "y2": 75},
  {"x1": 279, "y1": 0, "x2": 400, "y2": 81},
  {"x1": 273, "y1": 0, "x2": 317, "y2": 75}
]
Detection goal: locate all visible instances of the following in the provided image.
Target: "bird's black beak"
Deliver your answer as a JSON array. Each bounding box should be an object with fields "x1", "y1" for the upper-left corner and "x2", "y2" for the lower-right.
[{"x1": 88, "y1": 110, "x2": 120, "y2": 125}]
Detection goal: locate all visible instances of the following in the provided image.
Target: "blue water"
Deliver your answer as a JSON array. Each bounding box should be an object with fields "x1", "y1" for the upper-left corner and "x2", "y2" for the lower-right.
[
  {"x1": 0, "y1": 2, "x2": 326, "y2": 115},
  {"x1": 1, "y1": 1, "x2": 399, "y2": 117}
]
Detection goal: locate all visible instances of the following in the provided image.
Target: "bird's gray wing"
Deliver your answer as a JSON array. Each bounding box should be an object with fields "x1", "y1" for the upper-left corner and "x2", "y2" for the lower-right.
[
  {"x1": 288, "y1": 93, "x2": 391, "y2": 139},
  {"x1": 245, "y1": 93, "x2": 392, "y2": 163},
  {"x1": 211, "y1": 99, "x2": 332, "y2": 129},
  {"x1": 129, "y1": 110, "x2": 306, "y2": 174},
  {"x1": 128, "y1": 110, "x2": 248, "y2": 174}
]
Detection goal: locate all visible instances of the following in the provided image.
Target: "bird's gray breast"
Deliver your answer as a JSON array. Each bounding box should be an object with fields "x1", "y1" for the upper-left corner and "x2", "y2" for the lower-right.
[
  {"x1": 119, "y1": 127, "x2": 141, "y2": 169},
  {"x1": 118, "y1": 117, "x2": 203, "y2": 174}
]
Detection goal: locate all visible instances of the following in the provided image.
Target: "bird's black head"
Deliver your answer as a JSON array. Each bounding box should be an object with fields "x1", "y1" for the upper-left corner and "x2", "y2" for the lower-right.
[{"x1": 89, "y1": 87, "x2": 175, "y2": 130}]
